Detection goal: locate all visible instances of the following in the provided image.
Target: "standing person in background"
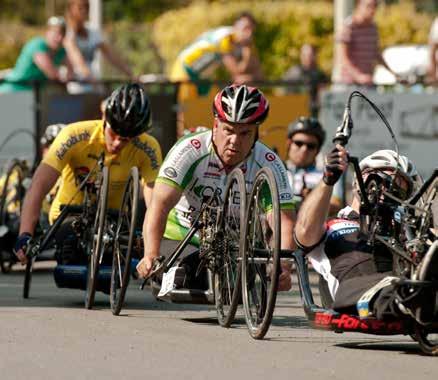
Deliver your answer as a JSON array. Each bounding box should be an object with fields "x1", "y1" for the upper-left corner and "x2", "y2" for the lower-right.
[
  {"x1": 170, "y1": 11, "x2": 263, "y2": 101},
  {"x1": 336, "y1": 0, "x2": 395, "y2": 87},
  {"x1": 282, "y1": 44, "x2": 328, "y2": 116},
  {"x1": 428, "y1": 17, "x2": 438, "y2": 83},
  {"x1": 64, "y1": 0, "x2": 134, "y2": 93},
  {"x1": 0, "y1": 17, "x2": 72, "y2": 93},
  {"x1": 285, "y1": 117, "x2": 343, "y2": 215}
]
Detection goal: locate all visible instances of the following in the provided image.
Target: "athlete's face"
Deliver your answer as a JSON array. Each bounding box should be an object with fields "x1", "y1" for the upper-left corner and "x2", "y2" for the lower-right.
[
  {"x1": 213, "y1": 119, "x2": 257, "y2": 167},
  {"x1": 287, "y1": 132, "x2": 320, "y2": 168},
  {"x1": 104, "y1": 123, "x2": 132, "y2": 155}
]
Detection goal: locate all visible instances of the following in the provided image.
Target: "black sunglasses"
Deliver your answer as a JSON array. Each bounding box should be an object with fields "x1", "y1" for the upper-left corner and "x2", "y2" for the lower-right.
[{"x1": 292, "y1": 140, "x2": 318, "y2": 150}]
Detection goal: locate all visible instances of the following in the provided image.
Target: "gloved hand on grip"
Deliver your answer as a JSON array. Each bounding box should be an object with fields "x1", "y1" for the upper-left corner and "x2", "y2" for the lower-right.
[
  {"x1": 14, "y1": 232, "x2": 32, "y2": 264},
  {"x1": 323, "y1": 144, "x2": 349, "y2": 186}
]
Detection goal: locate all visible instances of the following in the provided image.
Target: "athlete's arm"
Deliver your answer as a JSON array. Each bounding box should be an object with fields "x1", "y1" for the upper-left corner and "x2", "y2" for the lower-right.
[
  {"x1": 277, "y1": 209, "x2": 296, "y2": 291},
  {"x1": 137, "y1": 182, "x2": 182, "y2": 278},
  {"x1": 143, "y1": 181, "x2": 154, "y2": 208}
]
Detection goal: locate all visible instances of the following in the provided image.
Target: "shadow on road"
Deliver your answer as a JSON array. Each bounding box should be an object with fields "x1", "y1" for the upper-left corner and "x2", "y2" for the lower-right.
[{"x1": 336, "y1": 341, "x2": 422, "y2": 355}]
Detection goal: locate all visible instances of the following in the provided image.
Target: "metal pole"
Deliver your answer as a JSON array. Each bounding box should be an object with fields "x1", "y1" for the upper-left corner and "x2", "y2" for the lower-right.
[
  {"x1": 89, "y1": 0, "x2": 103, "y2": 78},
  {"x1": 332, "y1": 0, "x2": 355, "y2": 83}
]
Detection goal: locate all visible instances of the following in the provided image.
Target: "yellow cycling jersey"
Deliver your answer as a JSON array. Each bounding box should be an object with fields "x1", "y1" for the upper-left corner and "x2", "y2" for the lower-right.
[
  {"x1": 43, "y1": 120, "x2": 162, "y2": 223},
  {"x1": 170, "y1": 27, "x2": 236, "y2": 80}
]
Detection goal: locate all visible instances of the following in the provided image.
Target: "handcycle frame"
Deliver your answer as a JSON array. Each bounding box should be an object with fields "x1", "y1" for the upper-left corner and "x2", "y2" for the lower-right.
[{"x1": 23, "y1": 153, "x2": 108, "y2": 302}]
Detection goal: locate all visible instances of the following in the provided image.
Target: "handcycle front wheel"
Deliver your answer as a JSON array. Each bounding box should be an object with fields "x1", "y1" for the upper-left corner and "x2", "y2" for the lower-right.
[
  {"x1": 214, "y1": 168, "x2": 245, "y2": 327},
  {"x1": 241, "y1": 167, "x2": 280, "y2": 339},
  {"x1": 110, "y1": 167, "x2": 139, "y2": 315},
  {"x1": 85, "y1": 166, "x2": 109, "y2": 310},
  {"x1": 0, "y1": 159, "x2": 27, "y2": 273}
]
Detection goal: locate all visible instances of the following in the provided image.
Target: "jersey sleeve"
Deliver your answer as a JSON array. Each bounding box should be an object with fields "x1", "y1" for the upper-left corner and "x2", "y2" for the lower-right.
[
  {"x1": 259, "y1": 148, "x2": 295, "y2": 211},
  {"x1": 137, "y1": 135, "x2": 163, "y2": 183},
  {"x1": 157, "y1": 136, "x2": 208, "y2": 190}
]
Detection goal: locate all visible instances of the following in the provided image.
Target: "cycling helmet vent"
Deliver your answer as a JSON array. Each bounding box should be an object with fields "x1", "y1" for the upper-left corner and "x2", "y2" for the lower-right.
[{"x1": 213, "y1": 84, "x2": 269, "y2": 124}]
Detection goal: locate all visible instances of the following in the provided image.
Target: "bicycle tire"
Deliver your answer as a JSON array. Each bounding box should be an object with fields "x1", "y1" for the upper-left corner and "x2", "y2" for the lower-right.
[
  {"x1": 0, "y1": 160, "x2": 26, "y2": 273},
  {"x1": 85, "y1": 166, "x2": 109, "y2": 309},
  {"x1": 241, "y1": 167, "x2": 280, "y2": 339},
  {"x1": 110, "y1": 167, "x2": 139, "y2": 315},
  {"x1": 214, "y1": 168, "x2": 245, "y2": 327}
]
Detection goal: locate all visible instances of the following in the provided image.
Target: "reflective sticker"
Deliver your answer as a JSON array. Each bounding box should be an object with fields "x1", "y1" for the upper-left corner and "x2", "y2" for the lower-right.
[{"x1": 356, "y1": 276, "x2": 398, "y2": 318}]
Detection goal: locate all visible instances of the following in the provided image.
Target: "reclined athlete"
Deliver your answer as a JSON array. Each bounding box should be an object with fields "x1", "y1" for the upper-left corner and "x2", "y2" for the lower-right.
[
  {"x1": 295, "y1": 145, "x2": 437, "y2": 322},
  {"x1": 136, "y1": 84, "x2": 296, "y2": 291},
  {"x1": 14, "y1": 83, "x2": 162, "y2": 266}
]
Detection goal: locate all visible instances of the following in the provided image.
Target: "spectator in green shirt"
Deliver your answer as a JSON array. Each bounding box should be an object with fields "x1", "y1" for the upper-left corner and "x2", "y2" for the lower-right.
[{"x1": 0, "y1": 16, "x2": 72, "y2": 93}]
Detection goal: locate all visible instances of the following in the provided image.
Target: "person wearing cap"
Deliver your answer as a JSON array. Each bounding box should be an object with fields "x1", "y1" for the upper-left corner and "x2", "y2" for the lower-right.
[
  {"x1": 286, "y1": 116, "x2": 343, "y2": 215},
  {"x1": 136, "y1": 84, "x2": 295, "y2": 292},
  {"x1": 14, "y1": 84, "x2": 162, "y2": 266},
  {"x1": 0, "y1": 16, "x2": 73, "y2": 93}
]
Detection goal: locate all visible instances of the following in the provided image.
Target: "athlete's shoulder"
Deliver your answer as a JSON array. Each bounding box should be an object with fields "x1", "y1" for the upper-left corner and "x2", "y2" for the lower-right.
[
  {"x1": 253, "y1": 141, "x2": 284, "y2": 167},
  {"x1": 166, "y1": 130, "x2": 211, "y2": 161},
  {"x1": 131, "y1": 133, "x2": 162, "y2": 170}
]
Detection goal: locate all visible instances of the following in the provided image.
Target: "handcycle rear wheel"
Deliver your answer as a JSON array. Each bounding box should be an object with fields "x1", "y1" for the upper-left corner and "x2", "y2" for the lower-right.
[
  {"x1": 241, "y1": 167, "x2": 280, "y2": 339},
  {"x1": 0, "y1": 159, "x2": 27, "y2": 273},
  {"x1": 110, "y1": 167, "x2": 139, "y2": 315},
  {"x1": 214, "y1": 168, "x2": 245, "y2": 327},
  {"x1": 85, "y1": 166, "x2": 109, "y2": 309}
]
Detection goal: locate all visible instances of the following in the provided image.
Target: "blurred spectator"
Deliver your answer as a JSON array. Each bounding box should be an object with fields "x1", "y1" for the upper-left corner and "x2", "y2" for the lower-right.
[
  {"x1": 0, "y1": 17, "x2": 72, "y2": 93},
  {"x1": 170, "y1": 11, "x2": 263, "y2": 101},
  {"x1": 283, "y1": 44, "x2": 328, "y2": 116},
  {"x1": 428, "y1": 17, "x2": 438, "y2": 83},
  {"x1": 286, "y1": 117, "x2": 342, "y2": 215},
  {"x1": 64, "y1": 0, "x2": 134, "y2": 93},
  {"x1": 336, "y1": 0, "x2": 395, "y2": 87}
]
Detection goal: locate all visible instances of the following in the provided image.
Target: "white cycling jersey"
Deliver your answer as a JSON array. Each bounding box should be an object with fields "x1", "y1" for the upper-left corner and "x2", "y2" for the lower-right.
[{"x1": 157, "y1": 130, "x2": 295, "y2": 245}]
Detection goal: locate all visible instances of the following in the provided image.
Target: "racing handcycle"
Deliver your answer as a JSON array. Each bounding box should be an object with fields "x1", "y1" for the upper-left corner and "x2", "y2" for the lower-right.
[
  {"x1": 132, "y1": 168, "x2": 247, "y2": 327},
  {"x1": 22, "y1": 155, "x2": 141, "y2": 314},
  {"x1": 240, "y1": 90, "x2": 438, "y2": 355}
]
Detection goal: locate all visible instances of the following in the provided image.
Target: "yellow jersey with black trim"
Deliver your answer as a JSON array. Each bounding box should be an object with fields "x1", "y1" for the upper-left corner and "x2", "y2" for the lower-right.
[
  {"x1": 43, "y1": 120, "x2": 162, "y2": 223},
  {"x1": 170, "y1": 27, "x2": 236, "y2": 80}
]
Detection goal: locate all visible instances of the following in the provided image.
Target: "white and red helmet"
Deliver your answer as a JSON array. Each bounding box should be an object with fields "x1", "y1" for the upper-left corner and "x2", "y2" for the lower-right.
[{"x1": 213, "y1": 84, "x2": 269, "y2": 125}]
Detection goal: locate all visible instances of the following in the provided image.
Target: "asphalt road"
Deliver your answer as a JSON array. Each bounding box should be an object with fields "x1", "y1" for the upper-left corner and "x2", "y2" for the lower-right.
[{"x1": 0, "y1": 262, "x2": 436, "y2": 380}]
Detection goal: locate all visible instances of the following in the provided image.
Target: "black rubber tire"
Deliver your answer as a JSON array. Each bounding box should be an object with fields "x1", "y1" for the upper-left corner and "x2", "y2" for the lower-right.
[
  {"x1": 241, "y1": 167, "x2": 280, "y2": 339},
  {"x1": 85, "y1": 166, "x2": 109, "y2": 310},
  {"x1": 0, "y1": 160, "x2": 26, "y2": 274},
  {"x1": 414, "y1": 324, "x2": 438, "y2": 356},
  {"x1": 110, "y1": 167, "x2": 139, "y2": 315},
  {"x1": 214, "y1": 168, "x2": 245, "y2": 327}
]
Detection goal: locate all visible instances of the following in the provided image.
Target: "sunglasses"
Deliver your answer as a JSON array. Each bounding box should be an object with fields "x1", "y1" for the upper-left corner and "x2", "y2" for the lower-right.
[{"x1": 292, "y1": 140, "x2": 318, "y2": 150}]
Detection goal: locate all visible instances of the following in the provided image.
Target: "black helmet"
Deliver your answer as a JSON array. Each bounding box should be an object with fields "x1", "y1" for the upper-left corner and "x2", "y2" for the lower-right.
[
  {"x1": 105, "y1": 83, "x2": 151, "y2": 138},
  {"x1": 287, "y1": 116, "x2": 326, "y2": 148},
  {"x1": 41, "y1": 123, "x2": 66, "y2": 146}
]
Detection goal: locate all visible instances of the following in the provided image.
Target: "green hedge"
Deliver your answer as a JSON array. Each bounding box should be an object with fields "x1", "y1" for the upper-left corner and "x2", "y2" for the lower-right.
[
  {"x1": 1, "y1": 2, "x2": 433, "y2": 78},
  {"x1": 153, "y1": 1, "x2": 433, "y2": 78}
]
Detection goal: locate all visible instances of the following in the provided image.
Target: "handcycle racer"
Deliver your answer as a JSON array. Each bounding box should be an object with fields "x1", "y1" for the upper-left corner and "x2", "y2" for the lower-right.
[
  {"x1": 294, "y1": 146, "x2": 437, "y2": 322},
  {"x1": 14, "y1": 83, "x2": 162, "y2": 267},
  {"x1": 136, "y1": 84, "x2": 296, "y2": 291}
]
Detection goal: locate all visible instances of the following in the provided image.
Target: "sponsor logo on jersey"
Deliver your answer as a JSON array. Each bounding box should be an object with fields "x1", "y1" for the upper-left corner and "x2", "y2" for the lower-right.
[
  {"x1": 190, "y1": 139, "x2": 201, "y2": 149},
  {"x1": 265, "y1": 152, "x2": 276, "y2": 162},
  {"x1": 132, "y1": 138, "x2": 160, "y2": 170},
  {"x1": 208, "y1": 161, "x2": 221, "y2": 169},
  {"x1": 169, "y1": 144, "x2": 193, "y2": 166},
  {"x1": 204, "y1": 172, "x2": 221, "y2": 178},
  {"x1": 56, "y1": 131, "x2": 90, "y2": 160},
  {"x1": 164, "y1": 167, "x2": 177, "y2": 178}
]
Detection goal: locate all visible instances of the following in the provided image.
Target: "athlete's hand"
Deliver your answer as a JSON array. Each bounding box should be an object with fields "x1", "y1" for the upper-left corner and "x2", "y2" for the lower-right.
[
  {"x1": 136, "y1": 256, "x2": 156, "y2": 279},
  {"x1": 14, "y1": 233, "x2": 32, "y2": 265},
  {"x1": 323, "y1": 144, "x2": 349, "y2": 186}
]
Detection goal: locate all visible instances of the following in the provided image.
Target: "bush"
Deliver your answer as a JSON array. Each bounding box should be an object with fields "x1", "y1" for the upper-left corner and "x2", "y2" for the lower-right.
[{"x1": 152, "y1": 0, "x2": 434, "y2": 79}]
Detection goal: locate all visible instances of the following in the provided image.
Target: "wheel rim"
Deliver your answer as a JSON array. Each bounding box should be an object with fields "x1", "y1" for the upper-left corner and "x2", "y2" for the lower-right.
[
  {"x1": 111, "y1": 167, "x2": 138, "y2": 315},
  {"x1": 215, "y1": 169, "x2": 244, "y2": 326},
  {"x1": 242, "y1": 168, "x2": 280, "y2": 338}
]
